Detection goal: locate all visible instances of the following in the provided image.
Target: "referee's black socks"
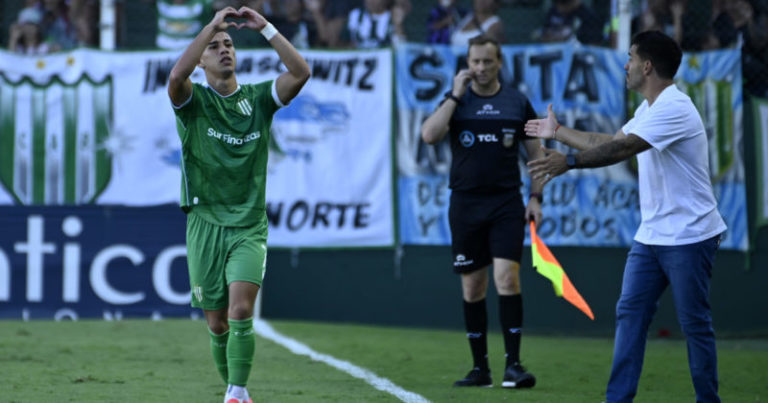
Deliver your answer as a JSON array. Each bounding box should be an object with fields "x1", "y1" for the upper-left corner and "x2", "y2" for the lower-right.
[
  {"x1": 463, "y1": 299, "x2": 489, "y2": 371},
  {"x1": 499, "y1": 294, "x2": 523, "y2": 367}
]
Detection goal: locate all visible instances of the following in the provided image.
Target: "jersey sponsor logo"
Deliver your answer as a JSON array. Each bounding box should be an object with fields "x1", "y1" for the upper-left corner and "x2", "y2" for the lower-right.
[
  {"x1": 459, "y1": 131, "x2": 475, "y2": 147},
  {"x1": 454, "y1": 253, "x2": 474, "y2": 266},
  {"x1": 0, "y1": 72, "x2": 115, "y2": 205},
  {"x1": 206, "y1": 127, "x2": 261, "y2": 146},
  {"x1": 477, "y1": 134, "x2": 498, "y2": 142},
  {"x1": 476, "y1": 103, "x2": 500, "y2": 116},
  {"x1": 236, "y1": 99, "x2": 253, "y2": 116},
  {"x1": 502, "y1": 128, "x2": 516, "y2": 148}
]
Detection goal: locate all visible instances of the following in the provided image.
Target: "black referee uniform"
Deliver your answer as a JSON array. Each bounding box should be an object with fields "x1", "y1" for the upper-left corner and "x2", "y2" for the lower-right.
[{"x1": 447, "y1": 84, "x2": 538, "y2": 273}]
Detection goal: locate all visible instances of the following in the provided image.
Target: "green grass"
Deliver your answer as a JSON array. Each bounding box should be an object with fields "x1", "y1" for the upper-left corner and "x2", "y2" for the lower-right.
[{"x1": 0, "y1": 319, "x2": 766, "y2": 402}]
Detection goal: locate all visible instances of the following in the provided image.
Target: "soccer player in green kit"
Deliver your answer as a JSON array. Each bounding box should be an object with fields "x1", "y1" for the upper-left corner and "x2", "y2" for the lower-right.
[{"x1": 167, "y1": 5, "x2": 310, "y2": 403}]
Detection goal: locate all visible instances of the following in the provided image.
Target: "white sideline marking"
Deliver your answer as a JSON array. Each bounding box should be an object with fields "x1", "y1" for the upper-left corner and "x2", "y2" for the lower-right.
[{"x1": 253, "y1": 319, "x2": 431, "y2": 403}]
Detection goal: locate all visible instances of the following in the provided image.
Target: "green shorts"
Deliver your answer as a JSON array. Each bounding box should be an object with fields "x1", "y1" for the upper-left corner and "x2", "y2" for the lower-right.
[{"x1": 185, "y1": 212, "x2": 268, "y2": 310}]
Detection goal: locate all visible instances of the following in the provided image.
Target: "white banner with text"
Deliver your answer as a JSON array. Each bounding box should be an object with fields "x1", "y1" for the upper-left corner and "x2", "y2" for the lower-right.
[{"x1": 0, "y1": 48, "x2": 394, "y2": 247}]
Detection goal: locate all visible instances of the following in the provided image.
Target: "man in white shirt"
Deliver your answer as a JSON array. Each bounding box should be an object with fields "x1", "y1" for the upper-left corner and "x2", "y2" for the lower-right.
[{"x1": 524, "y1": 30, "x2": 725, "y2": 403}]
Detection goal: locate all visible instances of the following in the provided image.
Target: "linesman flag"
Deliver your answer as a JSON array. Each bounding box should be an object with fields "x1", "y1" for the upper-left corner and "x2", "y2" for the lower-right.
[{"x1": 530, "y1": 222, "x2": 595, "y2": 320}]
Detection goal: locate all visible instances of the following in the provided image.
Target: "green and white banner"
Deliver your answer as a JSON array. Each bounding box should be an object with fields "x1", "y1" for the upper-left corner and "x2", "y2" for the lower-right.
[
  {"x1": 0, "y1": 48, "x2": 394, "y2": 247},
  {"x1": 0, "y1": 51, "x2": 181, "y2": 206},
  {"x1": 0, "y1": 72, "x2": 113, "y2": 205}
]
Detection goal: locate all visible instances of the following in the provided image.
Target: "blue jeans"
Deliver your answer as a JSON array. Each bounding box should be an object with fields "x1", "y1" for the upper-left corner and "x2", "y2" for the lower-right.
[{"x1": 605, "y1": 236, "x2": 721, "y2": 403}]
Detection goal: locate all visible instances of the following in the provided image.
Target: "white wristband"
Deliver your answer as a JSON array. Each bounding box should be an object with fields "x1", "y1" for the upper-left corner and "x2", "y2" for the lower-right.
[{"x1": 260, "y1": 23, "x2": 278, "y2": 41}]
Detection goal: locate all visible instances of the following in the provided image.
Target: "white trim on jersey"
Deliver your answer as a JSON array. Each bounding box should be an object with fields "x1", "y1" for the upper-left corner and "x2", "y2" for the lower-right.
[
  {"x1": 271, "y1": 79, "x2": 285, "y2": 108},
  {"x1": 206, "y1": 84, "x2": 241, "y2": 98}
]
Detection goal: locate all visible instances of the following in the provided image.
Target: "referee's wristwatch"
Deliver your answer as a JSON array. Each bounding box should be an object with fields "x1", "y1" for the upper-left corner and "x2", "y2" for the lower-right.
[
  {"x1": 445, "y1": 93, "x2": 462, "y2": 105},
  {"x1": 566, "y1": 154, "x2": 577, "y2": 168}
]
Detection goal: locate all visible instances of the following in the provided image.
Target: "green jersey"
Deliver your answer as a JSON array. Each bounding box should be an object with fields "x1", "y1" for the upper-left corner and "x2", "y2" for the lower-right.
[{"x1": 173, "y1": 81, "x2": 281, "y2": 227}]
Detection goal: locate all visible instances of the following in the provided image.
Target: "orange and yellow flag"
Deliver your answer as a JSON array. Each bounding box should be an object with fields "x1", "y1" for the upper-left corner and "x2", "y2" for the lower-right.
[{"x1": 530, "y1": 222, "x2": 595, "y2": 320}]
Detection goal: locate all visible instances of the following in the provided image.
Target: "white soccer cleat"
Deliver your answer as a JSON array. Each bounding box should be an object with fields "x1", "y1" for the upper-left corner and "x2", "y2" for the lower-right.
[{"x1": 224, "y1": 385, "x2": 253, "y2": 403}]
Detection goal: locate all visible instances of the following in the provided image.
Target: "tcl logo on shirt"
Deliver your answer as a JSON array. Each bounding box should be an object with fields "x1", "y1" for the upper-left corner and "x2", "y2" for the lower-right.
[{"x1": 459, "y1": 131, "x2": 498, "y2": 147}]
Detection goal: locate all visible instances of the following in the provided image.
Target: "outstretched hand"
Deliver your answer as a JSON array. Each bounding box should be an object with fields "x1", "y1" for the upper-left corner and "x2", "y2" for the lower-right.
[
  {"x1": 524, "y1": 103, "x2": 559, "y2": 139},
  {"x1": 527, "y1": 146, "x2": 569, "y2": 185}
]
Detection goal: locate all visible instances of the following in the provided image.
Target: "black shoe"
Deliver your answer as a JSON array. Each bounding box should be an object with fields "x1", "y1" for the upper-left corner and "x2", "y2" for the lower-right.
[
  {"x1": 453, "y1": 367, "x2": 492, "y2": 387},
  {"x1": 502, "y1": 362, "x2": 536, "y2": 388}
]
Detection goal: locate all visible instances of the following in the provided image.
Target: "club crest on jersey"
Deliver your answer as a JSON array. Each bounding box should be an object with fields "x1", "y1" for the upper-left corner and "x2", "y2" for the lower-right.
[
  {"x1": 459, "y1": 131, "x2": 475, "y2": 147},
  {"x1": 502, "y1": 128, "x2": 516, "y2": 148},
  {"x1": 476, "y1": 104, "x2": 500, "y2": 116},
  {"x1": 193, "y1": 285, "x2": 203, "y2": 303},
  {"x1": 237, "y1": 98, "x2": 253, "y2": 116}
]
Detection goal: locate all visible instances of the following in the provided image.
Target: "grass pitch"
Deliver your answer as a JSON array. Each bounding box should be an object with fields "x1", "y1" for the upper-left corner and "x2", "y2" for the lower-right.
[{"x1": 0, "y1": 319, "x2": 765, "y2": 402}]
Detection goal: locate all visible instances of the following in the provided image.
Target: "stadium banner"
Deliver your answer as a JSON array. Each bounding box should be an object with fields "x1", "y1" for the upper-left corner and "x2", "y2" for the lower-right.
[
  {"x1": 396, "y1": 43, "x2": 748, "y2": 250},
  {"x1": 0, "y1": 205, "x2": 196, "y2": 320},
  {"x1": 0, "y1": 48, "x2": 394, "y2": 247},
  {"x1": 754, "y1": 96, "x2": 768, "y2": 228}
]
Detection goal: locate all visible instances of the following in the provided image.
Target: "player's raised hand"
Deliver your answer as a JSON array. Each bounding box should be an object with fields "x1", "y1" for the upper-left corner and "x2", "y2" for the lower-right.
[
  {"x1": 525, "y1": 103, "x2": 559, "y2": 139},
  {"x1": 452, "y1": 69, "x2": 474, "y2": 98},
  {"x1": 527, "y1": 146, "x2": 568, "y2": 185},
  {"x1": 237, "y1": 6, "x2": 268, "y2": 31},
  {"x1": 209, "y1": 7, "x2": 240, "y2": 32}
]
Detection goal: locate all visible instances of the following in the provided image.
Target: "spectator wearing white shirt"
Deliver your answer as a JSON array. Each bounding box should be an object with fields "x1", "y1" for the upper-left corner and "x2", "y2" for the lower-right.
[
  {"x1": 347, "y1": 0, "x2": 409, "y2": 48},
  {"x1": 450, "y1": 0, "x2": 503, "y2": 47}
]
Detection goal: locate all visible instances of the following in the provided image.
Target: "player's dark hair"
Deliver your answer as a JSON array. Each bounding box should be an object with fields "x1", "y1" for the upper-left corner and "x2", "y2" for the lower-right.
[
  {"x1": 631, "y1": 30, "x2": 682, "y2": 80},
  {"x1": 468, "y1": 35, "x2": 502, "y2": 60}
]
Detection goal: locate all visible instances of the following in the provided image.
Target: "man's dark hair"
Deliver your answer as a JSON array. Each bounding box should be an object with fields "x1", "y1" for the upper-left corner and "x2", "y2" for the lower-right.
[
  {"x1": 631, "y1": 30, "x2": 682, "y2": 80},
  {"x1": 468, "y1": 35, "x2": 502, "y2": 60}
]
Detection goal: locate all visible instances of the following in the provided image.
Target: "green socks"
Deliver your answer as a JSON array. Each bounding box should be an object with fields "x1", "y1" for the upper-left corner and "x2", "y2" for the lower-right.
[
  {"x1": 209, "y1": 328, "x2": 229, "y2": 383},
  {"x1": 226, "y1": 318, "x2": 255, "y2": 386},
  {"x1": 209, "y1": 318, "x2": 256, "y2": 386}
]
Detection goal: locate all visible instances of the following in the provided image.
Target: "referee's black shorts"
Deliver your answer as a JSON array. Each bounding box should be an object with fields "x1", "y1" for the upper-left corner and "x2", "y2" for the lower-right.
[{"x1": 448, "y1": 189, "x2": 526, "y2": 274}]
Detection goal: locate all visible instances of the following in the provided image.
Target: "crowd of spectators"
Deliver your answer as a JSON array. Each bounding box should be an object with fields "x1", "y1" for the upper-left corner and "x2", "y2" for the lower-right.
[
  {"x1": 7, "y1": 0, "x2": 98, "y2": 54},
  {"x1": 708, "y1": 0, "x2": 768, "y2": 96},
  {"x1": 158, "y1": 0, "x2": 412, "y2": 50},
  {"x1": 626, "y1": 0, "x2": 768, "y2": 96},
  {"x1": 4, "y1": 0, "x2": 768, "y2": 96},
  {"x1": 533, "y1": 0, "x2": 604, "y2": 45}
]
